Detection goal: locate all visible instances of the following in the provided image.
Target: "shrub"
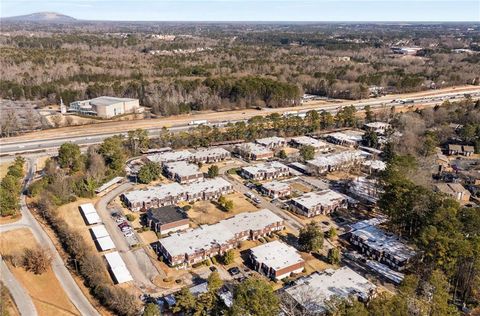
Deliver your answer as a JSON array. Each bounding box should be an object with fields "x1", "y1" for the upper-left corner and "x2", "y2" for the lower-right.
[{"x1": 126, "y1": 213, "x2": 136, "y2": 222}]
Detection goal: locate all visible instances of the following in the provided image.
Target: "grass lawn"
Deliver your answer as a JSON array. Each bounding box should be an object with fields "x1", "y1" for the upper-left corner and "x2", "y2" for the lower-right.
[
  {"x1": 0, "y1": 229, "x2": 80, "y2": 316},
  {"x1": 55, "y1": 198, "x2": 101, "y2": 254},
  {"x1": 1, "y1": 282, "x2": 20, "y2": 316},
  {"x1": 0, "y1": 161, "x2": 12, "y2": 178},
  {"x1": 187, "y1": 193, "x2": 258, "y2": 226}
]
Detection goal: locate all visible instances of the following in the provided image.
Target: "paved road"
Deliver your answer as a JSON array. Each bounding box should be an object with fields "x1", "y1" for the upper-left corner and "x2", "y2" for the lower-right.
[
  {"x1": 0, "y1": 159, "x2": 100, "y2": 316},
  {"x1": 0, "y1": 257, "x2": 38, "y2": 316},
  {"x1": 219, "y1": 162, "x2": 305, "y2": 234},
  {"x1": 2, "y1": 87, "x2": 479, "y2": 155},
  {"x1": 94, "y1": 183, "x2": 159, "y2": 290}
]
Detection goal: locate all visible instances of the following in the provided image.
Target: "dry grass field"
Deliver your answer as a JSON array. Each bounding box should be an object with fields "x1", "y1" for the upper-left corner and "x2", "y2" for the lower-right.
[
  {"x1": 186, "y1": 192, "x2": 258, "y2": 226},
  {"x1": 0, "y1": 229, "x2": 80, "y2": 316}
]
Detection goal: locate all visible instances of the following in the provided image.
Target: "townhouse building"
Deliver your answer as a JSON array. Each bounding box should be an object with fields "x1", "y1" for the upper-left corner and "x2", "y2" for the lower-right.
[
  {"x1": 240, "y1": 161, "x2": 290, "y2": 181},
  {"x1": 163, "y1": 161, "x2": 204, "y2": 184},
  {"x1": 158, "y1": 209, "x2": 284, "y2": 266},
  {"x1": 289, "y1": 190, "x2": 347, "y2": 217},
  {"x1": 250, "y1": 240, "x2": 304, "y2": 280}
]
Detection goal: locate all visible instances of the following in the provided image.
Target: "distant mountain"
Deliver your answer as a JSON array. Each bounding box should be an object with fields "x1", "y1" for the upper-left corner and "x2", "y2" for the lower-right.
[{"x1": 1, "y1": 12, "x2": 77, "y2": 23}]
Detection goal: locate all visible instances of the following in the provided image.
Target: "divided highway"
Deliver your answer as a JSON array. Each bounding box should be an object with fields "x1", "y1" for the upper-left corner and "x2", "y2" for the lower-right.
[{"x1": 1, "y1": 88, "x2": 479, "y2": 156}]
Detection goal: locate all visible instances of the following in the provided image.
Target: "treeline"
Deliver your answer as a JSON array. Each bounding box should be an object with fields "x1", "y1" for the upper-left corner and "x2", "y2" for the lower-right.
[
  {"x1": 27, "y1": 135, "x2": 148, "y2": 315},
  {"x1": 34, "y1": 193, "x2": 138, "y2": 316},
  {"x1": 151, "y1": 108, "x2": 361, "y2": 149},
  {"x1": 0, "y1": 157, "x2": 25, "y2": 216},
  {"x1": 378, "y1": 155, "x2": 479, "y2": 310},
  {"x1": 3, "y1": 24, "x2": 479, "y2": 123}
]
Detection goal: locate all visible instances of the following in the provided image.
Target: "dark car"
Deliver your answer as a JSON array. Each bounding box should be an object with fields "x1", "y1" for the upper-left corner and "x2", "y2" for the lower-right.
[
  {"x1": 118, "y1": 221, "x2": 129, "y2": 229},
  {"x1": 228, "y1": 267, "x2": 240, "y2": 276},
  {"x1": 322, "y1": 221, "x2": 330, "y2": 226},
  {"x1": 210, "y1": 266, "x2": 217, "y2": 272}
]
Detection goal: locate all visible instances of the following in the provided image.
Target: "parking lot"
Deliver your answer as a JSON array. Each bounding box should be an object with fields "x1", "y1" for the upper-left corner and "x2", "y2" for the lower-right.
[{"x1": 110, "y1": 209, "x2": 140, "y2": 247}]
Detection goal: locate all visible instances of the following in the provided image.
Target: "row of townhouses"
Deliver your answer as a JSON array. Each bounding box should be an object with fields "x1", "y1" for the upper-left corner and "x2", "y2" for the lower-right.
[
  {"x1": 158, "y1": 209, "x2": 285, "y2": 266},
  {"x1": 121, "y1": 178, "x2": 234, "y2": 211}
]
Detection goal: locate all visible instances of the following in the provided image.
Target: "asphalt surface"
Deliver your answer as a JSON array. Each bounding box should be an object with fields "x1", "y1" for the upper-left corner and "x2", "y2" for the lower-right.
[
  {"x1": 0, "y1": 257, "x2": 38, "y2": 316},
  {"x1": 94, "y1": 183, "x2": 160, "y2": 290},
  {"x1": 1, "y1": 88, "x2": 479, "y2": 156},
  {"x1": 0, "y1": 159, "x2": 100, "y2": 316}
]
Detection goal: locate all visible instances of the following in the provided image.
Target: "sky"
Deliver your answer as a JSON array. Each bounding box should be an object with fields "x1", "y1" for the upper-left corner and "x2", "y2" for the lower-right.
[{"x1": 1, "y1": 0, "x2": 479, "y2": 22}]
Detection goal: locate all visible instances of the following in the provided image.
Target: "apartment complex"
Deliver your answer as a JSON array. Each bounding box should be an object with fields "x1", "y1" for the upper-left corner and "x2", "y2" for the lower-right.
[
  {"x1": 364, "y1": 122, "x2": 391, "y2": 135},
  {"x1": 190, "y1": 147, "x2": 231, "y2": 163},
  {"x1": 235, "y1": 143, "x2": 274, "y2": 160},
  {"x1": 240, "y1": 161, "x2": 290, "y2": 180},
  {"x1": 284, "y1": 267, "x2": 377, "y2": 315},
  {"x1": 350, "y1": 225, "x2": 416, "y2": 271},
  {"x1": 163, "y1": 161, "x2": 204, "y2": 184},
  {"x1": 147, "y1": 150, "x2": 192, "y2": 164},
  {"x1": 290, "y1": 136, "x2": 330, "y2": 151},
  {"x1": 146, "y1": 206, "x2": 190, "y2": 235},
  {"x1": 325, "y1": 130, "x2": 364, "y2": 147},
  {"x1": 121, "y1": 178, "x2": 233, "y2": 211},
  {"x1": 250, "y1": 240, "x2": 304, "y2": 280},
  {"x1": 434, "y1": 182, "x2": 471, "y2": 203},
  {"x1": 289, "y1": 190, "x2": 347, "y2": 217},
  {"x1": 447, "y1": 144, "x2": 475, "y2": 156},
  {"x1": 255, "y1": 136, "x2": 287, "y2": 149},
  {"x1": 306, "y1": 150, "x2": 368, "y2": 175},
  {"x1": 260, "y1": 181, "x2": 291, "y2": 198},
  {"x1": 158, "y1": 209, "x2": 285, "y2": 266}
]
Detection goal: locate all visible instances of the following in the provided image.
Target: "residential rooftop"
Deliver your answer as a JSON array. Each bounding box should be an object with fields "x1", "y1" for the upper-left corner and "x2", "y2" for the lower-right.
[
  {"x1": 250, "y1": 240, "x2": 303, "y2": 271},
  {"x1": 241, "y1": 161, "x2": 289, "y2": 175},
  {"x1": 351, "y1": 225, "x2": 416, "y2": 263},
  {"x1": 159, "y1": 209, "x2": 283, "y2": 257},
  {"x1": 147, "y1": 150, "x2": 192, "y2": 164},
  {"x1": 362, "y1": 159, "x2": 387, "y2": 171},
  {"x1": 290, "y1": 136, "x2": 329, "y2": 148},
  {"x1": 184, "y1": 177, "x2": 232, "y2": 196},
  {"x1": 290, "y1": 190, "x2": 345, "y2": 209},
  {"x1": 325, "y1": 130, "x2": 365, "y2": 143},
  {"x1": 236, "y1": 142, "x2": 274, "y2": 155},
  {"x1": 255, "y1": 136, "x2": 286, "y2": 147},
  {"x1": 164, "y1": 161, "x2": 202, "y2": 178},
  {"x1": 191, "y1": 147, "x2": 230, "y2": 160},
  {"x1": 123, "y1": 182, "x2": 185, "y2": 205},
  {"x1": 435, "y1": 182, "x2": 469, "y2": 195},
  {"x1": 148, "y1": 206, "x2": 187, "y2": 224},
  {"x1": 307, "y1": 150, "x2": 368, "y2": 168},
  {"x1": 285, "y1": 267, "x2": 376, "y2": 314},
  {"x1": 261, "y1": 180, "x2": 290, "y2": 192},
  {"x1": 364, "y1": 122, "x2": 391, "y2": 129}
]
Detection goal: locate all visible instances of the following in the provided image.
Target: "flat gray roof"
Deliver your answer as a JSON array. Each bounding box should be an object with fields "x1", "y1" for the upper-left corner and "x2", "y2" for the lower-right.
[{"x1": 250, "y1": 240, "x2": 303, "y2": 270}]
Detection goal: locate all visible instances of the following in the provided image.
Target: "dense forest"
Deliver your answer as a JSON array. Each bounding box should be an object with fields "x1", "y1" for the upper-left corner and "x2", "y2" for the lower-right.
[{"x1": 1, "y1": 22, "x2": 479, "y2": 117}]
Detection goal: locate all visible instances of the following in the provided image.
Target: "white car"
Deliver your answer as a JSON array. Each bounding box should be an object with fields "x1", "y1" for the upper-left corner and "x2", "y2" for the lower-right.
[{"x1": 124, "y1": 231, "x2": 134, "y2": 238}]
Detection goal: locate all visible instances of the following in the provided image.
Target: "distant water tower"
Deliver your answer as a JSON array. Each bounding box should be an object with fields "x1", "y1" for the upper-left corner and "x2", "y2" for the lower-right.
[{"x1": 60, "y1": 98, "x2": 67, "y2": 114}]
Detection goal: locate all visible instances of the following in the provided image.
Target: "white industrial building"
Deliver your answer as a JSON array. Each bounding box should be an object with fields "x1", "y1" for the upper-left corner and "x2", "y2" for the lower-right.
[{"x1": 69, "y1": 96, "x2": 141, "y2": 118}]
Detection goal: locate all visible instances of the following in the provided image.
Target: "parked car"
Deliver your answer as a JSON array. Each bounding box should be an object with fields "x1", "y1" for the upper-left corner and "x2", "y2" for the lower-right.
[
  {"x1": 121, "y1": 226, "x2": 132, "y2": 233},
  {"x1": 124, "y1": 231, "x2": 134, "y2": 238},
  {"x1": 228, "y1": 267, "x2": 240, "y2": 276},
  {"x1": 118, "y1": 222, "x2": 130, "y2": 229}
]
